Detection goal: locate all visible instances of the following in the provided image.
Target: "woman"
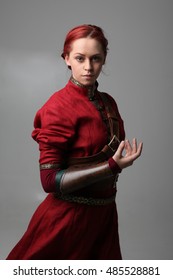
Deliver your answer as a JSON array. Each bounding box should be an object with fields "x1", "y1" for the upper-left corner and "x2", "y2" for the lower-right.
[{"x1": 7, "y1": 24, "x2": 143, "y2": 260}]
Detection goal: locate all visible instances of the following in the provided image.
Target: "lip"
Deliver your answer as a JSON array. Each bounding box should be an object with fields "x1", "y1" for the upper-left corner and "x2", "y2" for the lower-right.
[{"x1": 83, "y1": 75, "x2": 94, "y2": 78}]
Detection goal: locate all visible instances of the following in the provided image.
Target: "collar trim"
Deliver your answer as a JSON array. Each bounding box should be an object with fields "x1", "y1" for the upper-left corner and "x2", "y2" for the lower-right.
[{"x1": 70, "y1": 76, "x2": 96, "y2": 100}]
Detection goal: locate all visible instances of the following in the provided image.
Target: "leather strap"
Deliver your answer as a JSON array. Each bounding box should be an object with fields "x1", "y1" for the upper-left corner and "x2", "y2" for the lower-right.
[
  {"x1": 99, "y1": 92, "x2": 120, "y2": 141},
  {"x1": 67, "y1": 135, "x2": 118, "y2": 166}
]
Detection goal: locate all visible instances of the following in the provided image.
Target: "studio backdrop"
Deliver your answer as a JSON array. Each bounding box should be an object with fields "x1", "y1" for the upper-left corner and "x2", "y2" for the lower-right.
[{"x1": 0, "y1": 0, "x2": 173, "y2": 259}]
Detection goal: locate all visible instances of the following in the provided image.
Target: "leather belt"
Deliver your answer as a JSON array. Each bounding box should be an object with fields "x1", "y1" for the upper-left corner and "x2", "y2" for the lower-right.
[{"x1": 54, "y1": 193, "x2": 116, "y2": 206}]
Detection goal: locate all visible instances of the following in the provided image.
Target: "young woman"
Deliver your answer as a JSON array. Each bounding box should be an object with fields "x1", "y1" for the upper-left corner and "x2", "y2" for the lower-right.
[{"x1": 7, "y1": 24, "x2": 143, "y2": 260}]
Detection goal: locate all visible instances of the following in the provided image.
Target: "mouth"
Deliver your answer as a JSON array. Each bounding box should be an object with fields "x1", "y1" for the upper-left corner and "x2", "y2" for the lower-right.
[{"x1": 83, "y1": 75, "x2": 94, "y2": 78}]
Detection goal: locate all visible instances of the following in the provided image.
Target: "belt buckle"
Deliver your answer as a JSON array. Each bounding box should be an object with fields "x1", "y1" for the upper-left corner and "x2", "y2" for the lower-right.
[{"x1": 108, "y1": 135, "x2": 120, "y2": 152}]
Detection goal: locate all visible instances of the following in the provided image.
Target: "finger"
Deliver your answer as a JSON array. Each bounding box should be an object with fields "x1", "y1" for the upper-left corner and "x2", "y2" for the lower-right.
[
  {"x1": 125, "y1": 139, "x2": 132, "y2": 156},
  {"x1": 132, "y1": 138, "x2": 137, "y2": 153},
  {"x1": 130, "y1": 142, "x2": 143, "y2": 161},
  {"x1": 116, "y1": 140, "x2": 125, "y2": 157},
  {"x1": 136, "y1": 142, "x2": 143, "y2": 156}
]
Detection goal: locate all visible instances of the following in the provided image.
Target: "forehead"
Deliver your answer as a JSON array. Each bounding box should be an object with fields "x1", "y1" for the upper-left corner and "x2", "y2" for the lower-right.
[{"x1": 70, "y1": 38, "x2": 104, "y2": 55}]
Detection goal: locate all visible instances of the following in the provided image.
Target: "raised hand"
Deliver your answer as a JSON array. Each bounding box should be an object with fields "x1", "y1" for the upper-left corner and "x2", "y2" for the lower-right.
[{"x1": 112, "y1": 138, "x2": 143, "y2": 170}]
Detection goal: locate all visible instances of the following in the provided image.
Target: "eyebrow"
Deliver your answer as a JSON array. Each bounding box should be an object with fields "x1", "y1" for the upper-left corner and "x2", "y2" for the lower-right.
[{"x1": 74, "y1": 53, "x2": 102, "y2": 56}]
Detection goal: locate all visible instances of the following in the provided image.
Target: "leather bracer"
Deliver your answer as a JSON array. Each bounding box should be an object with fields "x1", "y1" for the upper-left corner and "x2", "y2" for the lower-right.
[{"x1": 59, "y1": 161, "x2": 114, "y2": 195}]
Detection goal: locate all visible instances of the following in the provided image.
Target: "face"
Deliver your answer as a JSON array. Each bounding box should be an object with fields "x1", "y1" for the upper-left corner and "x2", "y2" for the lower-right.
[{"x1": 65, "y1": 38, "x2": 105, "y2": 86}]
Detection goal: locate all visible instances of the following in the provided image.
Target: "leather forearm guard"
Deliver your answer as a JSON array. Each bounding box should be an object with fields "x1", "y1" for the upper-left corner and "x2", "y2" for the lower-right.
[{"x1": 59, "y1": 161, "x2": 114, "y2": 194}]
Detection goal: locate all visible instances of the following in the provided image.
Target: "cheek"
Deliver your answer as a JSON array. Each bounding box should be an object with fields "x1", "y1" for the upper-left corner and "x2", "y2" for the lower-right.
[
  {"x1": 95, "y1": 64, "x2": 103, "y2": 73},
  {"x1": 72, "y1": 62, "x2": 82, "y2": 71}
]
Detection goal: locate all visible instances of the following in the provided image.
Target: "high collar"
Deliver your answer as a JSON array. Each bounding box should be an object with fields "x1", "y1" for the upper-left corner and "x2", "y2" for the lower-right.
[{"x1": 69, "y1": 76, "x2": 98, "y2": 101}]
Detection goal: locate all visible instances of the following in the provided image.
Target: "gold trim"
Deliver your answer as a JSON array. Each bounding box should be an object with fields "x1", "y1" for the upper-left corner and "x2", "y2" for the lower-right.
[
  {"x1": 70, "y1": 76, "x2": 87, "y2": 88},
  {"x1": 54, "y1": 193, "x2": 116, "y2": 206},
  {"x1": 40, "y1": 163, "x2": 61, "y2": 170}
]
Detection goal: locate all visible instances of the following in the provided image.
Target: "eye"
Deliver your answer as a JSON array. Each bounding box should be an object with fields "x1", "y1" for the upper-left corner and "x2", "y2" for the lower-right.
[
  {"x1": 75, "y1": 56, "x2": 84, "y2": 62},
  {"x1": 92, "y1": 55, "x2": 102, "y2": 62}
]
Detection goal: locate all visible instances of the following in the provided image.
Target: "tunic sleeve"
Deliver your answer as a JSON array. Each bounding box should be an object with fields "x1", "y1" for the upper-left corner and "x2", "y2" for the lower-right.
[{"x1": 32, "y1": 102, "x2": 75, "y2": 165}]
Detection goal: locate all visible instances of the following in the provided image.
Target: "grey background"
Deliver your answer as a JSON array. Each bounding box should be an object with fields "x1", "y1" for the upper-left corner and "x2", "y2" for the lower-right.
[{"x1": 0, "y1": 0, "x2": 173, "y2": 260}]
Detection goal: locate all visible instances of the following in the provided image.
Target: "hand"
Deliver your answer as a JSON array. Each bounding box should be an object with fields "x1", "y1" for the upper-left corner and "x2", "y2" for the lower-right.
[{"x1": 112, "y1": 138, "x2": 143, "y2": 170}]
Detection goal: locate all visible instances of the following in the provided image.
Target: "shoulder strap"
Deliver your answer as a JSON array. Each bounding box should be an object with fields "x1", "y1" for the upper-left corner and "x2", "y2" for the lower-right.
[{"x1": 99, "y1": 92, "x2": 120, "y2": 142}]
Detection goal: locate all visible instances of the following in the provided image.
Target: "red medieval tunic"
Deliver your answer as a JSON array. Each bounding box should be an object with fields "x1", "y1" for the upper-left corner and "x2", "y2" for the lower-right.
[{"x1": 7, "y1": 79, "x2": 125, "y2": 260}]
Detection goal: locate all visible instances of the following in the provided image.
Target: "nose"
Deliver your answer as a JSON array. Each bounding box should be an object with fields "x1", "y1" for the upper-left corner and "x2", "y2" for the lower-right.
[{"x1": 84, "y1": 59, "x2": 92, "y2": 71}]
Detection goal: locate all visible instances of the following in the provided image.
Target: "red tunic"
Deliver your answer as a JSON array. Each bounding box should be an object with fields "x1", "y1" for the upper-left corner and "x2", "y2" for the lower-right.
[{"x1": 7, "y1": 79, "x2": 125, "y2": 260}]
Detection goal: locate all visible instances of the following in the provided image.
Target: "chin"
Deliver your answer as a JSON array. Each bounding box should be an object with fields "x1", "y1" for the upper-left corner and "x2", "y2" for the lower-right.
[
  {"x1": 82, "y1": 78, "x2": 96, "y2": 86},
  {"x1": 83, "y1": 81, "x2": 94, "y2": 86}
]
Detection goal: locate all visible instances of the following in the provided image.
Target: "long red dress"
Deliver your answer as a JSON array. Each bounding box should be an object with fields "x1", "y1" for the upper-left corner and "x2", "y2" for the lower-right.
[{"x1": 6, "y1": 79, "x2": 125, "y2": 260}]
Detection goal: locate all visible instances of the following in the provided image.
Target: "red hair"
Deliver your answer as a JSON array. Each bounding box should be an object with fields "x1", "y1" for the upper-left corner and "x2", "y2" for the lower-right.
[{"x1": 61, "y1": 24, "x2": 108, "y2": 59}]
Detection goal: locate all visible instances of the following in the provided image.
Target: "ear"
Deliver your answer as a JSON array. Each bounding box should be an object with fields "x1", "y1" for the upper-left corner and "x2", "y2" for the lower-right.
[
  {"x1": 64, "y1": 55, "x2": 71, "y2": 67},
  {"x1": 103, "y1": 56, "x2": 106, "y2": 65}
]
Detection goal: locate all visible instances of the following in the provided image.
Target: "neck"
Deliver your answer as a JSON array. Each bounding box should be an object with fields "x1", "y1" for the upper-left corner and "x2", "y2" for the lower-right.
[
  {"x1": 70, "y1": 76, "x2": 97, "y2": 100},
  {"x1": 70, "y1": 76, "x2": 94, "y2": 88}
]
